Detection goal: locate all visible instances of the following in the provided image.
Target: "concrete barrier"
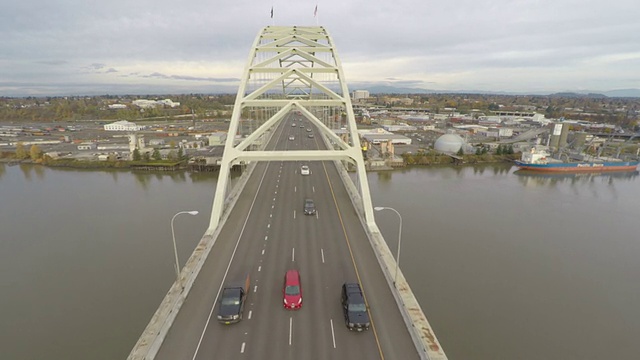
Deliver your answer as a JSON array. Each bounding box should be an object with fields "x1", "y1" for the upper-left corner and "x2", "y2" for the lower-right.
[
  {"x1": 127, "y1": 161, "x2": 257, "y2": 360},
  {"x1": 333, "y1": 160, "x2": 448, "y2": 360}
]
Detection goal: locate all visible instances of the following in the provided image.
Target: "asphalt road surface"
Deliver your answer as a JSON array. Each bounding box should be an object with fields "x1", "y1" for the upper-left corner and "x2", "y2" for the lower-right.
[{"x1": 154, "y1": 115, "x2": 420, "y2": 360}]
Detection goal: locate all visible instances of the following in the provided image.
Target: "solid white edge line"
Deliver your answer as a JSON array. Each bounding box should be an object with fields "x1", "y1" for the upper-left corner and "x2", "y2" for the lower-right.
[
  {"x1": 191, "y1": 162, "x2": 272, "y2": 360},
  {"x1": 330, "y1": 319, "x2": 336, "y2": 349}
]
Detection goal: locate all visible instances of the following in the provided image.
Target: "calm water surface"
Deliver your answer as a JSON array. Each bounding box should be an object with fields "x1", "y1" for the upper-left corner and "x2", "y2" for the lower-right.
[{"x1": 1, "y1": 163, "x2": 639, "y2": 359}]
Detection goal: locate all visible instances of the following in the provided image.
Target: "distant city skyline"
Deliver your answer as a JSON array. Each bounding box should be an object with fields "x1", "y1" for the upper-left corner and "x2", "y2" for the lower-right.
[{"x1": 2, "y1": 1, "x2": 639, "y2": 97}]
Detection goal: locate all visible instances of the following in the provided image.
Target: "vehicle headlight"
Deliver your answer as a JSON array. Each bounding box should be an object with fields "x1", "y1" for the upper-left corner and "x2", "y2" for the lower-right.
[
  {"x1": 284, "y1": 299, "x2": 288, "y2": 304},
  {"x1": 348, "y1": 322, "x2": 354, "y2": 327},
  {"x1": 297, "y1": 298, "x2": 302, "y2": 304},
  {"x1": 232, "y1": 314, "x2": 239, "y2": 320},
  {"x1": 365, "y1": 322, "x2": 370, "y2": 328}
]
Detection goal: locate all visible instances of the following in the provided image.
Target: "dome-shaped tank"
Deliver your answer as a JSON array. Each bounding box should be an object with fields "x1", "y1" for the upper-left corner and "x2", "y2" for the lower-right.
[{"x1": 434, "y1": 134, "x2": 464, "y2": 153}]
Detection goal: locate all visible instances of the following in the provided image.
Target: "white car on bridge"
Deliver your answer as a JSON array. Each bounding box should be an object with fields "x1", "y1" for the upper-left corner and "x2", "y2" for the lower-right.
[{"x1": 300, "y1": 165, "x2": 310, "y2": 175}]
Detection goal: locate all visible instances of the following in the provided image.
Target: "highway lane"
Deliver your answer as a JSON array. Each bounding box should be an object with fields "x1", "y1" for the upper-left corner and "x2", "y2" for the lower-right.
[{"x1": 154, "y1": 114, "x2": 419, "y2": 360}]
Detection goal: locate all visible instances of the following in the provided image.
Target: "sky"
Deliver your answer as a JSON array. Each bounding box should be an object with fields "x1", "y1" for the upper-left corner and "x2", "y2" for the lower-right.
[{"x1": 2, "y1": 0, "x2": 640, "y2": 97}]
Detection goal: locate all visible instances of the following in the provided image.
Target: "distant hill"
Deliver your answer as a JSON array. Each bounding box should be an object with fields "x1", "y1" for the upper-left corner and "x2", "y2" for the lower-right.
[
  {"x1": 352, "y1": 84, "x2": 640, "y2": 98},
  {"x1": 549, "y1": 92, "x2": 608, "y2": 99}
]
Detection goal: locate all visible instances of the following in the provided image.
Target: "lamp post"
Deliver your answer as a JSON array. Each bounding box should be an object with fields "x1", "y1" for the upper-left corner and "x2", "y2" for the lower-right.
[
  {"x1": 171, "y1": 210, "x2": 199, "y2": 284},
  {"x1": 374, "y1": 206, "x2": 402, "y2": 286}
]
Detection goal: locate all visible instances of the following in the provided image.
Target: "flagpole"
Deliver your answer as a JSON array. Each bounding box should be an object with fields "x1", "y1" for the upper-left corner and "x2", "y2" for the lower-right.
[{"x1": 314, "y1": 5, "x2": 318, "y2": 26}]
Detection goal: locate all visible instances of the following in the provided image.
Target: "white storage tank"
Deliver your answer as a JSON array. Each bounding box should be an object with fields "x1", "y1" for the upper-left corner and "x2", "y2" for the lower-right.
[{"x1": 434, "y1": 134, "x2": 464, "y2": 153}]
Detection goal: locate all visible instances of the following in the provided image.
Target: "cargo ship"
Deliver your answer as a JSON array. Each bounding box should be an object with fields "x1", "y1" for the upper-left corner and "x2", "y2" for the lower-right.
[{"x1": 515, "y1": 146, "x2": 639, "y2": 172}]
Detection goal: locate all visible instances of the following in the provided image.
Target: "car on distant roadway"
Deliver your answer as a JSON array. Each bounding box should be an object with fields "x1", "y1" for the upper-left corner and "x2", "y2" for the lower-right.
[
  {"x1": 289, "y1": 135, "x2": 295, "y2": 141},
  {"x1": 341, "y1": 282, "x2": 370, "y2": 331},
  {"x1": 306, "y1": 128, "x2": 312, "y2": 132},
  {"x1": 303, "y1": 198, "x2": 316, "y2": 215},
  {"x1": 300, "y1": 165, "x2": 310, "y2": 175},
  {"x1": 308, "y1": 134, "x2": 314, "y2": 138},
  {"x1": 283, "y1": 270, "x2": 302, "y2": 309},
  {"x1": 291, "y1": 123, "x2": 296, "y2": 127}
]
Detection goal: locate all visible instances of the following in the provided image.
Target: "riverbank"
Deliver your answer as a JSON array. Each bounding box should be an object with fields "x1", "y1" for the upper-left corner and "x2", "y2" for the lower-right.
[{"x1": 1, "y1": 152, "x2": 522, "y2": 171}]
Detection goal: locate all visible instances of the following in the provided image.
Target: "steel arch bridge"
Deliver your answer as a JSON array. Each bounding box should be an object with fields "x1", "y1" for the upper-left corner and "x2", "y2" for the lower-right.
[{"x1": 207, "y1": 26, "x2": 375, "y2": 234}]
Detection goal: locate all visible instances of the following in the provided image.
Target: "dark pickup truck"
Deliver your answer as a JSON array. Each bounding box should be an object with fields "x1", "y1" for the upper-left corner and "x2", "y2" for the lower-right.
[
  {"x1": 341, "y1": 282, "x2": 370, "y2": 331},
  {"x1": 217, "y1": 275, "x2": 250, "y2": 324}
]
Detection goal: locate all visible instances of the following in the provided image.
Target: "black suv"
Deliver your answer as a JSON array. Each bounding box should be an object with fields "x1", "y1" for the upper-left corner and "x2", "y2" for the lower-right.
[
  {"x1": 341, "y1": 283, "x2": 370, "y2": 331},
  {"x1": 217, "y1": 287, "x2": 246, "y2": 324},
  {"x1": 303, "y1": 198, "x2": 316, "y2": 215}
]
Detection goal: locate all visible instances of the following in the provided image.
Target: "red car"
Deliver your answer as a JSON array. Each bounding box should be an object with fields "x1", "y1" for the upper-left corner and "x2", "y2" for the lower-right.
[{"x1": 283, "y1": 269, "x2": 302, "y2": 309}]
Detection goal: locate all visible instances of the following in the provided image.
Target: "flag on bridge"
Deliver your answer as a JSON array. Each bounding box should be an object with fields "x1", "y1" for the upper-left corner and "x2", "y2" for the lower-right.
[
  {"x1": 270, "y1": 6, "x2": 274, "y2": 18},
  {"x1": 314, "y1": 5, "x2": 318, "y2": 17}
]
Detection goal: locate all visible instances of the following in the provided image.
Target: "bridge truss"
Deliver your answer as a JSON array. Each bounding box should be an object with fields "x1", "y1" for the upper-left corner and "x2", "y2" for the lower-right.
[{"x1": 208, "y1": 26, "x2": 375, "y2": 233}]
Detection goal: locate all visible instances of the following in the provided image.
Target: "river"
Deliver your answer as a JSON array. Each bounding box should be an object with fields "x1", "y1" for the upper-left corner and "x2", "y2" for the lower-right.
[{"x1": 1, "y1": 163, "x2": 639, "y2": 359}]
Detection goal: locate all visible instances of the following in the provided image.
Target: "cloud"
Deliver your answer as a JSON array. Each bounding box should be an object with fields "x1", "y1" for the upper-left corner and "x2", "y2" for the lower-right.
[{"x1": 1, "y1": 0, "x2": 639, "y2": 96}]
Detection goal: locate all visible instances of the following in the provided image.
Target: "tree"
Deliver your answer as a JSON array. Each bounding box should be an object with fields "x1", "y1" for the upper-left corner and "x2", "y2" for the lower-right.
[
  {"x1": 143, "y1": 152, "x2": 151, "y2": 161},
  {"x1": 15, "y1": 142, "x2": 28, "y2": 159},
  {"x1": 168, "y1": 150, "x2": 177, "y2": 161},
  {"x1": 152, "y1": 148, "x2": 162, "y2": 161},
  {"x1": 496, "y1": 145, "x2": 503, "y2": 155},
  {"x1": 132, "y1": 148, "x2": 141, "y2": 161},
  {"x1": 30, "y1": 145, "x2": 43, "y2": 160},
  {"x1": 178, "y1": 147, "x2": 184, "y2": 160}
]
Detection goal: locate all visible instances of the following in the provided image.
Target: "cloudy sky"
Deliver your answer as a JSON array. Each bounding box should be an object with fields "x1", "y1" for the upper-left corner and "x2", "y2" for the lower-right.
[{"x1": 2, "y1": 0, "x2": 639, "y2": 96}]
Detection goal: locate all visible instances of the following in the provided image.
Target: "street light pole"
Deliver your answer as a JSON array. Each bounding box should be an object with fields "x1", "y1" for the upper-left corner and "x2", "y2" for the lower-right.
[
  {"x1": 374, "y1": 206, "x2": 402, "y2": 286},
  {"x1": 171, "y1": 210, "x2": 199, "y2": 284}
]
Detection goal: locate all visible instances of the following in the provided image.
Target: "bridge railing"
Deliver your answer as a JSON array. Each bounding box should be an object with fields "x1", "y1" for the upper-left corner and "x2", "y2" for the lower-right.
[
  {"x1": 331, "y1": 156, "x2": 448, "y2": 360},
  {"x1": 127, "y1": 161, "x2": 258, "y2": 360}
]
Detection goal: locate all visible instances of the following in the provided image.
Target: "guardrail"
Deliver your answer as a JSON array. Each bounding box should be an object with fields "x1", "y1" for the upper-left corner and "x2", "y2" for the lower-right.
[
  {"x1": 127, "y1": 161, "x2": 258, "y2": 360},
  {"x1": 333, "y1": 159, "x2": 448, "y2": 360}
]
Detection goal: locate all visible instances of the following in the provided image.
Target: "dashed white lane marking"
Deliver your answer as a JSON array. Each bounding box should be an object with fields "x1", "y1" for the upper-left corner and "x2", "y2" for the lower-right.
[
  {"x1": 330, "y1": 319, "x2": 336, "y2": 348},
  {"x1": 262, "y1": 249, "x2": 265, "y2": 255},
  {"x1": 258, "y1": 265, "x2": 261, "y2": 272},
  {"x1": 321, "y1": 248, "x2": 325, "y2": 263},
  {"x1": 292, "y1": 247, "x2": 295, "y2": 262},
  {"x1": 267, "y1": 223, "x2": 270, "y2": 229},
  {"x1": 254, "y1": 285, "x2": 258, "y2": 293},
  {"x1": 264, "y1": 235, "x2": 268, "y2": 241},
  {"x1": 241, "y1": 342, "x2": 246, "y2": 353},
  {"x1": 289, "y1": 317, "x2": 293, "y2": 345},
  {"x1": 248, "y1": 310, "x2": 252, "y2": 320}
]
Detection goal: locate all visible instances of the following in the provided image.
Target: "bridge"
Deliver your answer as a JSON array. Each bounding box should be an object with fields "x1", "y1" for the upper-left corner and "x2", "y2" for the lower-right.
[{"x1": 128, "y1": 26, "x2": 447, "y2": 360}]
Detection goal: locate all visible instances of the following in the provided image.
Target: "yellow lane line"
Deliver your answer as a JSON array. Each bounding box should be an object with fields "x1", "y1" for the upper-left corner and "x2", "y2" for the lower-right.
[{"x1": 320, "y1": 160, "x2": 385, "y2": 360}]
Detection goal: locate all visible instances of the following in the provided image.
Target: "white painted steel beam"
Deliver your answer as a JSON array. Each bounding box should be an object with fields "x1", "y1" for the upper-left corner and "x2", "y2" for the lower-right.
[{"x1": 208, "y1": 25, "x2": 375, "y2": 236}]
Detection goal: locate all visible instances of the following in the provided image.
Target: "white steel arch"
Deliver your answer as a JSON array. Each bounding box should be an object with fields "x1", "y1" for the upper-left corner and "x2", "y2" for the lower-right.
[{"x1": 207, "y1": 26, "x2": 375, "y2": 233}]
